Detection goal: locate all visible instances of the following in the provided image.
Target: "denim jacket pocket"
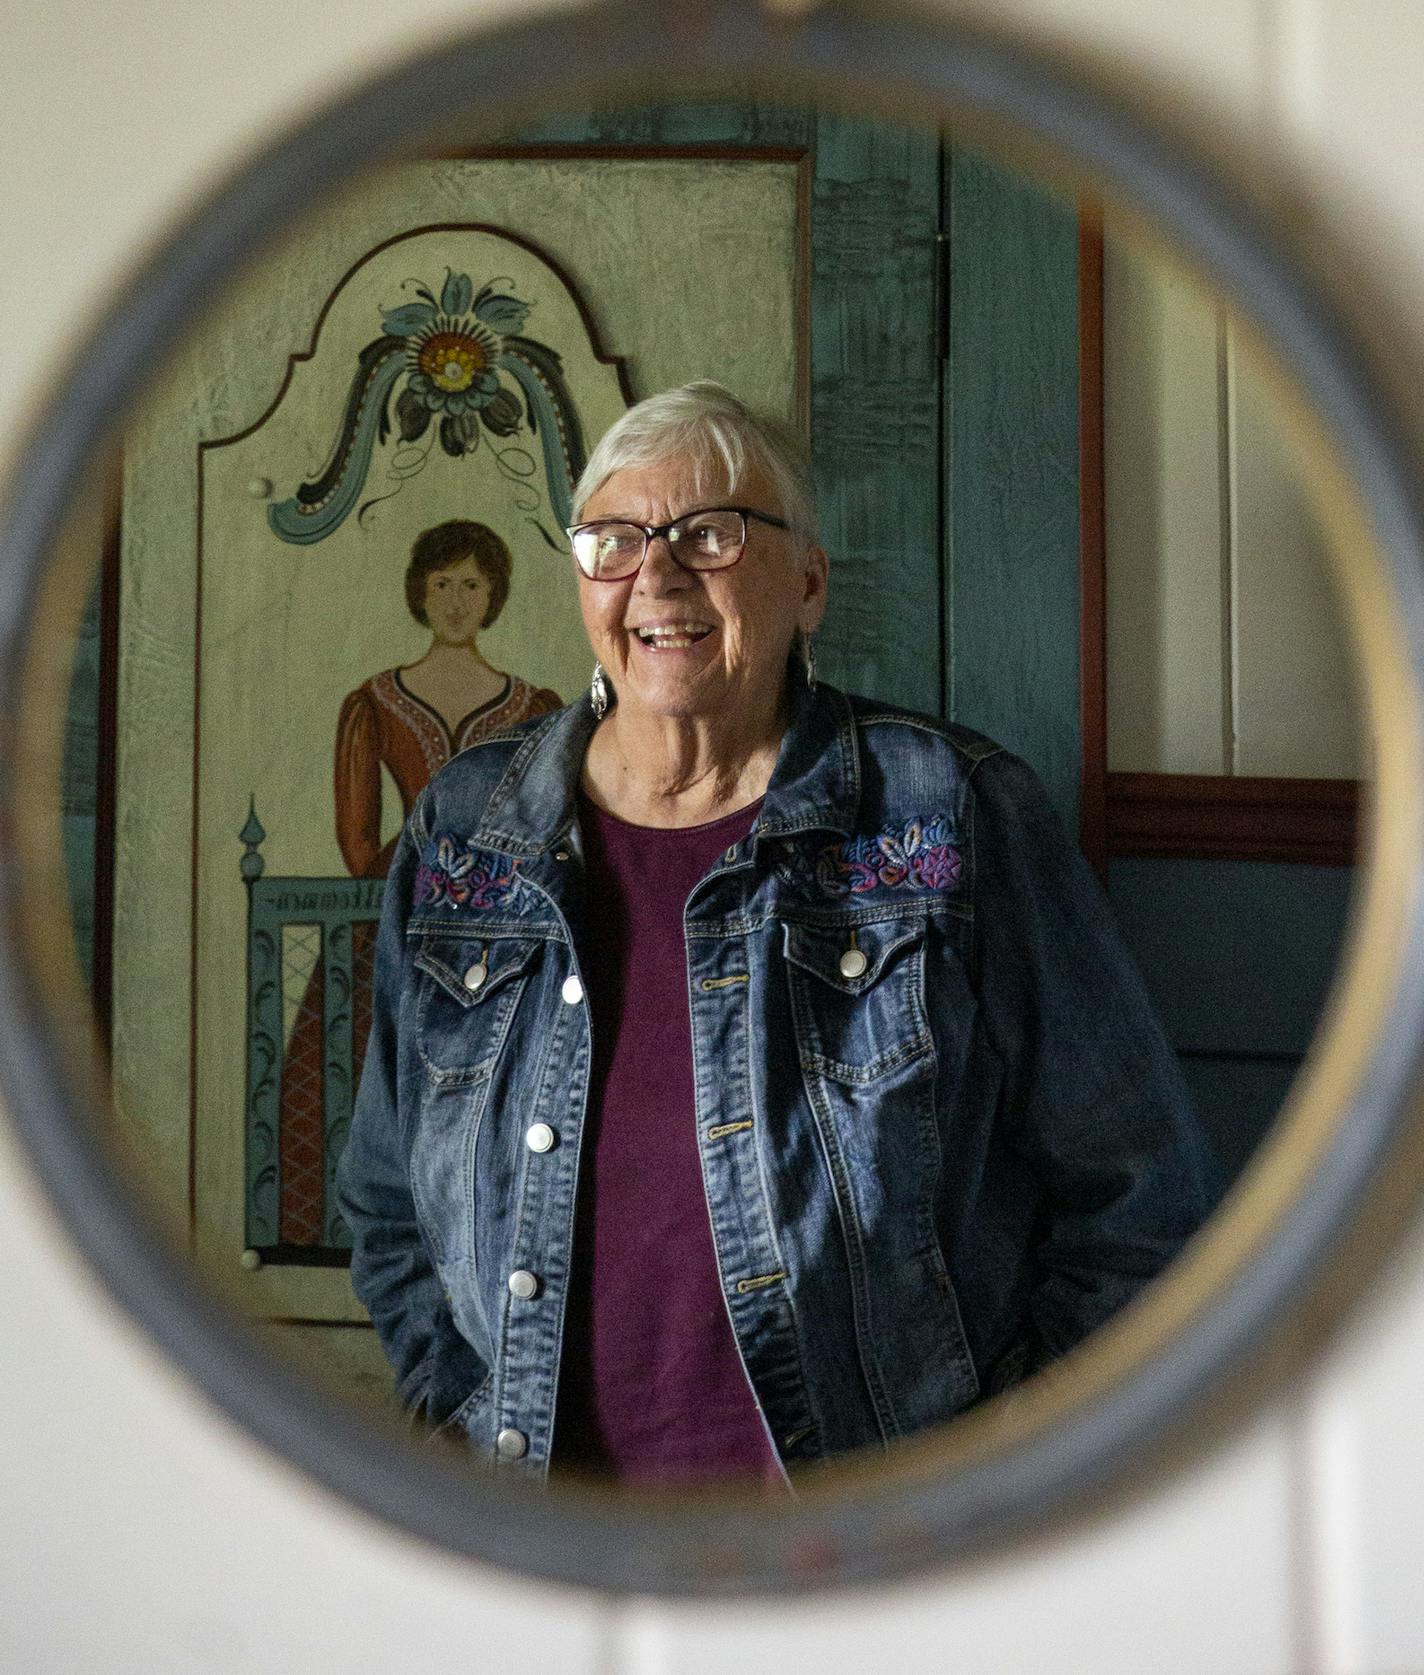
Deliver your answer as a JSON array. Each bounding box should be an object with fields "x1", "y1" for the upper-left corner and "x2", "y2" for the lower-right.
[
  {"x1": 427, "y1": 1370, "x2": 495, "y2": 1458},
  {"x1": 411, "y1": 933, "x2": 543, "y2": 1086},
  {"x1": 784, "y1": 917, "x2": 933, "y2": 1083}
]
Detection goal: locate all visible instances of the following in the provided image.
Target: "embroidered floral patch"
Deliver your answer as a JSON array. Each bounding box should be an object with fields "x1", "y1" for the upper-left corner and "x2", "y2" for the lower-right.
[
  {"x1": 414, "y1": 834, "x2": 523, "y2": 912},
  {"x1": 812, "y1": 815, "x2": 962, "y2": 897}
]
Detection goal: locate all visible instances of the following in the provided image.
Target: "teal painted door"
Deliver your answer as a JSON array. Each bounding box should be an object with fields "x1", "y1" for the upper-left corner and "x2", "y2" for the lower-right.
[{"x1": 944, "y1": 152, "x2": 1081, "y2": 830}]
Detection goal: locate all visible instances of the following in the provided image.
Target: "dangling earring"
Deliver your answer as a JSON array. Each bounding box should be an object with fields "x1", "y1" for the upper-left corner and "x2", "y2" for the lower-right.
[
  {"x1": 799, "y1": 628, "x2": 818, "y2": 693},
  {"x1": 590, "y1": 661, "x2": 609, "y2": 720}
]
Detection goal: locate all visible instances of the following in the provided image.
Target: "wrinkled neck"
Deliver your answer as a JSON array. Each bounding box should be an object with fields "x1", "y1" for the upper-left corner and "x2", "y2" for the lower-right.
[{"x1": 582, "y1": 685, "x2": 789, "y2": 828}]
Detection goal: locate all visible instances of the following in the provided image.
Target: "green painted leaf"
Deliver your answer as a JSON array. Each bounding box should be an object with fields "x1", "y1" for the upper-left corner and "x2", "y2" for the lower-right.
[
  {"x1": 380, "y1": 302, "x2": 435, "y2": 335},
  {"x1": 474, "y1": 291, "x2": 529, "y2": 334},
  {"x1": 439, "y1": 414, "x2": 479, "y2": 457},
  {"x1": 441, "y1": 269, "x2": 473, "y2": 317},
  {"x1": 396, "y1": 387, "x2": 431, "y2": 443},
  {"x1": 479, "y1": 387, "x2": 522, "y2": 437}
]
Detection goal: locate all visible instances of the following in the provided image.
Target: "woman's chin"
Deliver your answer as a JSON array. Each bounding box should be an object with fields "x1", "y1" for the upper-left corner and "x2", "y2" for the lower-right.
[
  {"x1": 614, "y1": 670, "x2": 725, "y2": 724},
  {"x1": 621, "y1": 692, "x2": 711, "y2": 724},
  {"x1": 607, "y1": 649, "x2": 702, "y2": 714}
]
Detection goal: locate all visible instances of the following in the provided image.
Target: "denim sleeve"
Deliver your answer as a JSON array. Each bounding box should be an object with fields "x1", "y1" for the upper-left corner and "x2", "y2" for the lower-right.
[
  {"x1": 968, "y1": 749, "x2": 1220, "y2": 1370},
  {"x1": 334, "y1": 800, "x2": 485, "y2": 1423}
]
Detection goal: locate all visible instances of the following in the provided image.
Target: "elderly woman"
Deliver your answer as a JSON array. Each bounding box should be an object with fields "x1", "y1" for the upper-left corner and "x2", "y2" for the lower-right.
[{"x1": 337, "y1": 381, "x2": 1214, "y2": 1487}]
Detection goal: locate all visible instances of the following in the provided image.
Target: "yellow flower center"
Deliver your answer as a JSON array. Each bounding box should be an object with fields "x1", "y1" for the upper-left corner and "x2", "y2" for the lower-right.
[{"x1": 419, "y1": 332, "x2": 486, "y2": 392}]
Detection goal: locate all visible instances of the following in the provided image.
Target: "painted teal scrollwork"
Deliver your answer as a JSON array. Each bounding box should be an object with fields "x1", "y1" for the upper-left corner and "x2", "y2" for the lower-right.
[{"x1": 268, "y1": 269, "x2": 586, "y2": 546}]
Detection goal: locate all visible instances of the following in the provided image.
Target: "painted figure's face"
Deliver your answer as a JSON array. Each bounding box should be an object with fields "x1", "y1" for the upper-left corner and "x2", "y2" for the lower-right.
[
  {"x1": 423, "y1": 555, "x2": 491, "y2": 645},
  {"x1": 576, "y1": 455, "x2": 826, "y2": 727}
]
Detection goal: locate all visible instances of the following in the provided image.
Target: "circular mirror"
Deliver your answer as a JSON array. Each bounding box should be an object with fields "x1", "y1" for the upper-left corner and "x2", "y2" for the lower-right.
[{"x1": 2, "y1": 0, "x2": 1420, "y2": 1594}]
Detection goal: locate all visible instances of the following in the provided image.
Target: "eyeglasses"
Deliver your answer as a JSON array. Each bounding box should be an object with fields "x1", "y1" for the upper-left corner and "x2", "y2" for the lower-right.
[{"x1": 566, "y1": 505, "x2": 792, "y2": 582}]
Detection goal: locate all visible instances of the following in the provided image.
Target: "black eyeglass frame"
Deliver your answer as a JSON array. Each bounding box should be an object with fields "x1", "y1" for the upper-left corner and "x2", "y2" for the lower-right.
[{"x1": 566, "y1": 505, "x2": 792, "y2": 581}]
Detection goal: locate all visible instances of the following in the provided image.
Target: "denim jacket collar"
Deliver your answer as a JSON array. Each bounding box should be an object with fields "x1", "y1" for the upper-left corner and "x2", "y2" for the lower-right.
[
  {"x1": 754, "y1": 678, "x2": 860, "y2": 842},
  {"x1": 469, "y1": 700, "x2": 595, "y2": 857},
  {"x1": 469, "y1": 675, "x2": 861, "y2": 858}
]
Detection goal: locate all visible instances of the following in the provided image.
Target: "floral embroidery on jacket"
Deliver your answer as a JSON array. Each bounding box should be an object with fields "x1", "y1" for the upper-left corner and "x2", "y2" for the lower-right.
[
  {"x1": 809, "y1": 815, "x2": 962, "y2": 897},
  {"x1": 414, "y1": 834, "x2": 523, "y2": 912}
]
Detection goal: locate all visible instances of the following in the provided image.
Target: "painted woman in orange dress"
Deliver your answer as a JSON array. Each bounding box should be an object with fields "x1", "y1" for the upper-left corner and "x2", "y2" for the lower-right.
[
  {"x1": 279, "y1": 521, "x2": 561, "y2": 1246},
  {"x1": 334, "y1": 520, "x2": 562, "y2": 879}
]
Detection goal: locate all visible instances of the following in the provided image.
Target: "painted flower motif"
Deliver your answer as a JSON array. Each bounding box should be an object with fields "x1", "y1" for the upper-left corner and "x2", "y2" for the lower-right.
[
  {"x1": 416, "y1": 329, "x2": 498, "y2": 394},
  {"x1": 269, "y1": 262, "x2": 587, "y2": 547},
  {"x1": 807, "y1": 816, "x2": 963, "y2": 898},
  {"x1": 383, "y1": 269, "x2": 532, "y2": 459},
  {"x1": 414, "y1": 834, "x2": 522, "y2": 912}
]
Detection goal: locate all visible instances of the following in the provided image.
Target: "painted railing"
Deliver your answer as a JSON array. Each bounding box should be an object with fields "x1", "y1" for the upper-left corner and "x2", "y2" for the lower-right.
[{"x1": 241, "y1": 801, "x2": 384, "y2": 1260}]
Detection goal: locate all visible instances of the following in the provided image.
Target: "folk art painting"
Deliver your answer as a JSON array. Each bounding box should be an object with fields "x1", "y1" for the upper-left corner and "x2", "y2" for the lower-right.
[
  {"x1": 229, "y1": 230, "x2": 630, "y2": 1264},
  {"x1": 108, "y1": 155, "x2": 802, "y2": 1323}
]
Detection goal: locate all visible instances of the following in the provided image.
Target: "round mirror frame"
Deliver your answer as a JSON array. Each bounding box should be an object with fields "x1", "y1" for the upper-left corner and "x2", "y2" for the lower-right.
[{"x1": 4, "y1": 0, "x2": 1424, "y2": 1597}]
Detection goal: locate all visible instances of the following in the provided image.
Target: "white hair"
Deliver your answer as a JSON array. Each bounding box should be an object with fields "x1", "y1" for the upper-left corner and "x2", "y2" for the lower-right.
[{"x1": 571, "y1": 380, "x2": 818, "y2": 541}]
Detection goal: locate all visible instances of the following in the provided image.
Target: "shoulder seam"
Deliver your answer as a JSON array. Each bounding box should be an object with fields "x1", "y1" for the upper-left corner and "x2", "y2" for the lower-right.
[{"x1": 855, "y1": 710, "x2": 1006, "y2": 769}]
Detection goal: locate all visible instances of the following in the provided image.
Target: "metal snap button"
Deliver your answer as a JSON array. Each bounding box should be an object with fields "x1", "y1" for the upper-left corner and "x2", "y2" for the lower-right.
[
  {"x1": 525, "y1": 1123, "x2": 556, "y2": 1153},
  {"x1": 554, "y1": 849, "x2": 570, "y2": 862},
  {"x1": 838, "y1": 947, "x2": 868, "y2": 979},
  {"x1": 462, "y1": 960, "x2": 488, "y2": 992},
  {"x1": 507, "y1": 1269, "x2": 540, "y2": 1300},
  {"x1": 495, "y1": 1427, "x2": 528, "y2": 1461},
  {"x1": 561, "y1": 975, "x2": 584, "y2": 1005}
]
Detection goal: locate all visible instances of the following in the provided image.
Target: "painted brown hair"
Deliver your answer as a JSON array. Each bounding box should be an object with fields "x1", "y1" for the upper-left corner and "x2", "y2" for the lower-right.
[{"x1": 404, "y1": 520, "x2": 512, "y2": 630}]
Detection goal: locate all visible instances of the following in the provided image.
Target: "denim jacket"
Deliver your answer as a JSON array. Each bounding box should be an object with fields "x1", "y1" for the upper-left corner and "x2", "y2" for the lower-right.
[{"x1": 336, "y1": 680, "x2": 1215, "y2": 1478}]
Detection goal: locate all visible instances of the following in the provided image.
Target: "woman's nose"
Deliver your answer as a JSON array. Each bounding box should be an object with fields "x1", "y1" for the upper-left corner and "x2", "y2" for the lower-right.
[{"x1": 636, "y1": 533, "x2": 689, "y2": 589}]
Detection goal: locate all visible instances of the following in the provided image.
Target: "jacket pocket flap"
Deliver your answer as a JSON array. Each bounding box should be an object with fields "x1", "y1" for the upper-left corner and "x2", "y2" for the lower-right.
[
  {"x1": 413, "y1": 935, "x2": 542, "y2": 1008},
  {"x1": 783, "y1": 918, "x2": 925, "y2": 994}
]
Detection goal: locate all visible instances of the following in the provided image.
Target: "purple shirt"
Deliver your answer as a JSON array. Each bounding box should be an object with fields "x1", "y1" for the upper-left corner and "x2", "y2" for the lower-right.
[{"x1": 552, "y1": 792, "x2": 782, "y2": 1487}]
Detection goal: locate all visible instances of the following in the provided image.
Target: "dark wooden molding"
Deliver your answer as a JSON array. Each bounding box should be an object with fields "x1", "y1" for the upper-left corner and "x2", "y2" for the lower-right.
[
  {"x1": 1105, "y1": 771, "x2": 1360, "y2": 866},
  {"x1": 1077, "y1": 210, "x2": 1107, "y2": 876}
]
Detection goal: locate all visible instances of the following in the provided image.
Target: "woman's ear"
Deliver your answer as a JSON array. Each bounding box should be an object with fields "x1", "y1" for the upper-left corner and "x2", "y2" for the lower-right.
[{"x1": 801, "y1": 544, "x2": 829, "y2": 635}]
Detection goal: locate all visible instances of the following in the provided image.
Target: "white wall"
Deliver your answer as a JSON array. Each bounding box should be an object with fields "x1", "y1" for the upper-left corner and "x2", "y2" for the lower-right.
[
  {"x1": 4, "y1": 2, "x2": 1424, "y2": 1669},
  {"x1": 1104, "y1": 234, "x2": 1363, "y2": 778}
]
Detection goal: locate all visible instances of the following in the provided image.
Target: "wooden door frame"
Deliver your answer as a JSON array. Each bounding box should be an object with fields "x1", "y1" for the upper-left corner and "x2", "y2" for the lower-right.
[{"x1": 1075, "y1": 218, "x2": 1360, "y2": 874}]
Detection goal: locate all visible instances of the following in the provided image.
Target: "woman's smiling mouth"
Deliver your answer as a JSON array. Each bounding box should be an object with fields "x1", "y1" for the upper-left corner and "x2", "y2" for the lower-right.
[{"x1": 632, "y1": 621, "x2": 715, "y2": 649}]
